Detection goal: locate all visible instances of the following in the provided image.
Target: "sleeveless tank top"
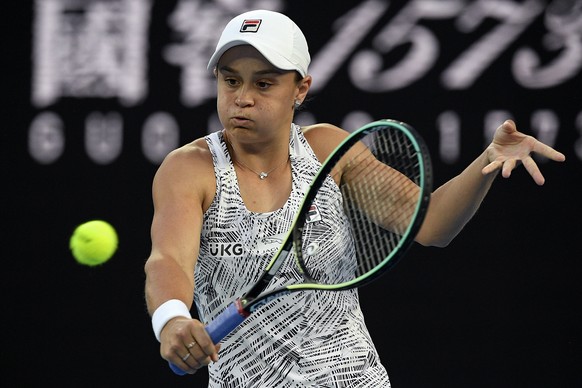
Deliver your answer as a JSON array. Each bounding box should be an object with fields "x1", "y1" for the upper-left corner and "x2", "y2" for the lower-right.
[{"x1": 196, "y1": 124, "x2": 390, "y2": 387}]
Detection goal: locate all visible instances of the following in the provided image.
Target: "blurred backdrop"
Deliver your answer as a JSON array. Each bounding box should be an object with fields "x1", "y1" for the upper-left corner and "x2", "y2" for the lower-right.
[{"x1": 5, "y1": 0, "x2": 582, "y2": 386}]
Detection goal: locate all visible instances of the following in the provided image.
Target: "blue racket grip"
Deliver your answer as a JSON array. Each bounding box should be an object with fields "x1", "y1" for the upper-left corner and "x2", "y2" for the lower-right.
[
  {"x1": 169, "y1": 361, "x2": 187, "y2": 375},
  {"x1": 206, "y1": 299, "x2": 248, "y2": 343},
  {"x1": 168, "y1": 299, "x2": 248, "y2": 375}
]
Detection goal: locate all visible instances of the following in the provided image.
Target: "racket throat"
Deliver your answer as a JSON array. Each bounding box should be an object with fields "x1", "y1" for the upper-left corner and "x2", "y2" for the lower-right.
[{"x1": 246, "y1": 247, "x2": 292, "y2": 298}]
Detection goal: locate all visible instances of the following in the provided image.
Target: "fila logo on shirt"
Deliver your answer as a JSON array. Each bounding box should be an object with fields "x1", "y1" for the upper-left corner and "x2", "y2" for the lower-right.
[
  {"x1": 240, "y1": 19, "x2": 261, "y2": 33},
  {"x1": 306, "y1": 204, "x2": 322, "y2": 223}
]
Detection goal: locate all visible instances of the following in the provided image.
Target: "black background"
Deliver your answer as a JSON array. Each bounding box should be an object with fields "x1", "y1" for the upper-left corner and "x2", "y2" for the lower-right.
[{"x1": 4, "y1": 1, "x2": 581, "y2": 387}]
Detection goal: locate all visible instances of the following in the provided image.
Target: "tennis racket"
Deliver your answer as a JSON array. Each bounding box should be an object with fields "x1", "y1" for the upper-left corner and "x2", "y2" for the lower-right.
[{"x1": 170, "y1": 119, "x2": 432, "y2": 375}]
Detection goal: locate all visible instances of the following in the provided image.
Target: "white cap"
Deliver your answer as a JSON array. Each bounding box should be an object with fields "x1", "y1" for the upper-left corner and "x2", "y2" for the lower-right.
[{"x1": 207, "y1": 10, "x2": 310, "y2": 77}]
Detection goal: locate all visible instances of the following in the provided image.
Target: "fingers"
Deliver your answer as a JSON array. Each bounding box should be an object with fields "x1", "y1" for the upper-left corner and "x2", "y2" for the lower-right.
[
  {"x1": 501, "y1": 158, "x2": 516, "y2": 179},
  {"x1": 169, "y1": 339, "x2": 213, "y2": 375},
  {"x1": 495, "y1": 120, "x2": 565, "y2": 163},
  {"x1": 181, "y1": 340, "x2": 200, "y2": 369},
  {"x1": 161, "y1": 318, "x2": 220, "y2": 374},
  {"x1": 522, "y1": 156, "x2": 545, "y2": 186},
  {"x1": 483, "y1": 157, "x2": 547, "y2": 186},
  {"x1": 483, "y1": 124, "x2": 565, "y2": 184},
  {"x1": 532, "y1": 139, "x2": 566, "y2": 162},
  {"x1": 482, "y1": 159, "x2": 504, "y2": 177},
  {"x1": 501, "y1": 119, "x2": 516, "y2": 133},
  {"x1": 177, "y1": 340, "x2": 203, "y2": 373},
  {"x1": 184, "y1": 324, "x2": 220, "y2": 363}
]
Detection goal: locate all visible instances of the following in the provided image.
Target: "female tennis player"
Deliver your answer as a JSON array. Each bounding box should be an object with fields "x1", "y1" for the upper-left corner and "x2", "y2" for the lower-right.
[{"x1": 144, "y1": 9, "x2": 565, "y2": 387}]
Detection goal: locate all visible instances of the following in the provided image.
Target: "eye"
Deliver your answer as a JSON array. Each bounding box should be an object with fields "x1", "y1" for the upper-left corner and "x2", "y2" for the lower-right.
[
  {"x1": 224, "y1": 78, "x2": 239, "y2": 87},
  {"x1": 256, "y1": 81, "x2": 272, "y2": 89}
]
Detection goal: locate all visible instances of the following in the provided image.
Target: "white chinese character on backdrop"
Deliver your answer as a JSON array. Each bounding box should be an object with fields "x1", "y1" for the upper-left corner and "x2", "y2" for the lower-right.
[
  {"x1": 163, "y1": 0, "x2": 284, "y2": 107},
  {"x1": 31, "y1": 0, "x2": 152, "y2": 107}
]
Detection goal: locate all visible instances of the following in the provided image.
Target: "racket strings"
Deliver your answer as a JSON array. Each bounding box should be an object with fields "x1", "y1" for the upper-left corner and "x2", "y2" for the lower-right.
[
  {"x1": 296, "y1": 123, "x2": 427, "y2": 287},
  {"x1": 338, "y1": 129, "x2": 423, "y2": 278}
]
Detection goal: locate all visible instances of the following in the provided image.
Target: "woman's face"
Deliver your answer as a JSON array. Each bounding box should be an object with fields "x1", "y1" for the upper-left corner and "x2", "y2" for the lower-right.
[{"x1": 215, "y1": 45, "x2": 309, "y2": 142}]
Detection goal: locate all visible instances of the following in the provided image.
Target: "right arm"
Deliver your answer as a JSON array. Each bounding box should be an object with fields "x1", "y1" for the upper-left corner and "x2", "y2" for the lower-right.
[{"x1": 144, "y1": 139, "x2": 219, "y2": 373}]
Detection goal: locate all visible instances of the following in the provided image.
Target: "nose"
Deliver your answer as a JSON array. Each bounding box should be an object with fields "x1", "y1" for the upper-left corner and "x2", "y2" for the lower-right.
[{"x1": 235, "y1": 87, "x2": 254, "y2": 107}]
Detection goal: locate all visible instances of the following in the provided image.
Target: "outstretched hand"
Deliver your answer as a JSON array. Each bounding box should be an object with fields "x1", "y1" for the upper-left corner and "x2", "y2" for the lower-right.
[{"x1": 482, "y1": 120, "x2": 565, "y2": 185}]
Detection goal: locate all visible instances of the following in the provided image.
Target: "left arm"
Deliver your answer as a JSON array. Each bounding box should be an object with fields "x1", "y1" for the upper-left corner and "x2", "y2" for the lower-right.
[{"x1": 416, "y1": 120, "x2": 565, "y2": 247}]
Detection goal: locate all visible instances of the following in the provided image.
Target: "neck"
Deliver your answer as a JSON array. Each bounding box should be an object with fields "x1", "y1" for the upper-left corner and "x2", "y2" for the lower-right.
[{"x1": 224, "y1": 133, "x2": 289, "y2": 180}]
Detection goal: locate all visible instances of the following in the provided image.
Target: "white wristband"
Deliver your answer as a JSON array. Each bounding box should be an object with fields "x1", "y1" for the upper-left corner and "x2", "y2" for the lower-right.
[{"x1": 151, "y1": 299, "x2": 192, "y2": 342}]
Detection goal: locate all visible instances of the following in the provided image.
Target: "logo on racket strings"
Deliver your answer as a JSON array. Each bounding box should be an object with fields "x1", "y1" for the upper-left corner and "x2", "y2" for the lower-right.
[{"x1": 306, "y1": 242, "x2": 320, "y2": 255}]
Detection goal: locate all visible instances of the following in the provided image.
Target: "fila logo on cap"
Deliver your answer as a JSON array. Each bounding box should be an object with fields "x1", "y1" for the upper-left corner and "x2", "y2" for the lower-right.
[{"x1": 240, "y1": 19, "x2": 262, "y2": 33}]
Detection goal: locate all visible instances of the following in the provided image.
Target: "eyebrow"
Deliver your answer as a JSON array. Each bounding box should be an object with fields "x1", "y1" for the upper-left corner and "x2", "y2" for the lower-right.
[{"x1": 218, "y1": 65, "x2": 287, "y2": 77}]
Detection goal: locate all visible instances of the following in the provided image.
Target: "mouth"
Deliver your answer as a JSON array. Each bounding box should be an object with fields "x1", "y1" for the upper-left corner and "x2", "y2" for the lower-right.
[{"x1": 230, "y1": 116, "x2": 252, "y2": 127}]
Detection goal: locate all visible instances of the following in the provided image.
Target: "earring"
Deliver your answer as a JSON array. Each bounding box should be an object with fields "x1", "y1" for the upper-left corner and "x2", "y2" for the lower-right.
[{"x1": 294, "y1": 100, "x2": 301, "y2": 109}]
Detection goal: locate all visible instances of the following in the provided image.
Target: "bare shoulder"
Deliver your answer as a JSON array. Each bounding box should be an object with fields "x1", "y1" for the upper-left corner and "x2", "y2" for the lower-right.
[
  {"x1": 301, "y1": 122, "x2": 347, "y2": 139},
  {"x1": 162, "y1": 137, "x2": 211, "y2": 166},
  {"x1": 301, "y1": 123, "x2": 350, "y2": 163},
  {"x1": 153, "y1": 137, "x2": 216, "y2": 209},
  {"x1": 157, "y1": 138, "x2": 212, "y2": 176}
]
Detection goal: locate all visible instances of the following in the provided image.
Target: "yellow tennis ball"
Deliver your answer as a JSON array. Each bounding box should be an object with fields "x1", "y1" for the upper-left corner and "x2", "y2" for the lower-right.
[{"x1": 69, "y1": 220, "x2": 118, "y2": 266}]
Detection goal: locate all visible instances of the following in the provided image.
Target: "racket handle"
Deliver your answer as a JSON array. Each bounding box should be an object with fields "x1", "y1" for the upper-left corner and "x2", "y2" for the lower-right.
[
  {"x1": 169, "y1": 362, "x2": 187, "y2": 375},
  {"x1": 168, "y1": 299, "x2": 248, "y2": 375},
  {"x1": 206, "y1": 299, "x2": 248, "y2": 343}
]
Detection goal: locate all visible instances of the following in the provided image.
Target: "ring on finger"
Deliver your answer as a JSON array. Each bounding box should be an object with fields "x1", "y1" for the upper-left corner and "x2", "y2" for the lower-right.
[
  {"x1": 182, "y1": 353, "x2": 191, "y2": 362},
  {"x1": 186, "y1": 341, "x2": 196, "y2": 349}
]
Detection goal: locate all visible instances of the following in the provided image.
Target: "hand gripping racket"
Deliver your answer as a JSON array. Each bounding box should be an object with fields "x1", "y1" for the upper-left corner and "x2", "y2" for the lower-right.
[{"x1": 170, "y1": 119, "x2": 432, "y2": 375}]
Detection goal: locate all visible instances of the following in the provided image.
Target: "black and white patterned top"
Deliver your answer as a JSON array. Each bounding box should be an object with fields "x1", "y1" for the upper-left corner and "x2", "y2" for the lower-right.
[{"x1": 195, "y1": 124, "x2": 390, "y2": 387}]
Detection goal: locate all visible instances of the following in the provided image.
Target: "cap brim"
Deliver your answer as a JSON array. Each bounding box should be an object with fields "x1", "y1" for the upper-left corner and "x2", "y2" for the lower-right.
[{"x1": 207, "y1": 40, "x2": 305, "y2": 76}]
